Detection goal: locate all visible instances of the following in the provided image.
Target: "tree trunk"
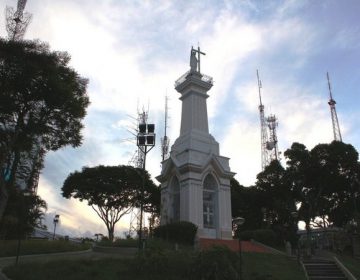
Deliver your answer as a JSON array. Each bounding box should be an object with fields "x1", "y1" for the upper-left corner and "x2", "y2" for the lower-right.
[
  {"x1": 305, "y1": 219, "x2": 311, "y2": 258},
  {"x1": 0, "y1": 149, "x2": 21, "y2": 222},
  {"x1": 108, "y1": 226, "x2": 114, "y2": 242},
  {"x1": 0, "y1": 179, "x2": 9, "y2": 222}
]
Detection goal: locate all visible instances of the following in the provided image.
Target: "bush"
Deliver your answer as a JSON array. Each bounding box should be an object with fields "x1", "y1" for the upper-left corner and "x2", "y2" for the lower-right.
[
  {"x1": 190, "y1": 246, "x2": 239, "y2": 280},
  {"x1": 132, "y1": 249, "x2": 193, "y2": 280},
  {"x1": 153, "y1": 221, "x2": 197, "y2": 245}
]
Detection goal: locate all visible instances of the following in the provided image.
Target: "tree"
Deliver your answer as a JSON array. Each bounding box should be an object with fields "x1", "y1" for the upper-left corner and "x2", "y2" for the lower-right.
[
  {"x1": 256, "y1": 160, "x2": 296, "y2": 226},
  {"x1": 254, "y1": 160, "x2": 297, "y2": 244},
  {"x1": 285, "y1": 141, "x2": 360, "y2": 229},
  {"x1": 230, "y1": 178, "x2": 264, "y2": 231},
  {"x1": 0, "y1": 187, "x2": 47, "y2": 239},
  {"x1": 0, "y1": 38, "x2": 89, "y2": 221},
  {"x1": 62, "y1": 165, "x2": 157, "y2": 241},
  {"x1": 310, "y1": 141, "x2": 360, "y2": 227}
]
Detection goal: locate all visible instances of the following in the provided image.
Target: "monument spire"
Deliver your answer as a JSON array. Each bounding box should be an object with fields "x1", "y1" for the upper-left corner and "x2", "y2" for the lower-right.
[{"x1": 175, "y1": 47, "x2": 213, "y2": 136}]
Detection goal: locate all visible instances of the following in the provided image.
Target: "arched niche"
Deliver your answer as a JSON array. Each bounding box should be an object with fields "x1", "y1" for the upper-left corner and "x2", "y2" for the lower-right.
[
  {"x1": 203, "y1": 173, "x2": 218, "y2": 229},
  {"x1": 170, "y1": 176, "x2": 180, "y2": 222}
]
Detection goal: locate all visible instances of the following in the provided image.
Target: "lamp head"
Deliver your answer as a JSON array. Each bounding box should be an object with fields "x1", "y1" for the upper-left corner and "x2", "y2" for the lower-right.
[{"x1": 233, "y1": 217, "x2": 245, "y2": 226}]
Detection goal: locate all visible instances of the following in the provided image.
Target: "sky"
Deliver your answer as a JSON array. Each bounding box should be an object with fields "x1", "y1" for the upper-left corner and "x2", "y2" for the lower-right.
[{"x1": 1, "y1": 0, "x2": 359, "y2": 238}]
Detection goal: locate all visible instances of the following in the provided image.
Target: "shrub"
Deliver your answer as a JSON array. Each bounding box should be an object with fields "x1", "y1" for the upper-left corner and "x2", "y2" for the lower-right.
[
  {"x1": 153, "y1": 221, "x2": 197, "y2": 245},
  {"x1": 132, "y1": 249, "x2": 193, "y2": 279},
  {"x1": 190, "y1": 246, "x2": 239, "y2": 280}
]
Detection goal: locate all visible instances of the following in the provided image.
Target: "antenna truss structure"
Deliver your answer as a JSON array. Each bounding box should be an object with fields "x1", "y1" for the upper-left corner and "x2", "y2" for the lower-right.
[
  {"x1": 257, "y1": 70, "x2": 270, "y2": 170},
  {"x1": 6, "y1": 0, "x2": 32, "y2": 41},
  {"x1": 327, "y1": 72, "x2": 342, "y2": 142},
  {"x1": 266, "y1": 114, "x2": 279, "y2": 162},
  {"x1": 4, "y1": 0, "x2": 43, "y2": 196},
  {"x1": 257, "y1": 70, "x2": 280, "y2": 171},
  {"x1": 161, "y1": 95, "x2": 170, "y2": 162},
  {"x1": 127, "y1": 109, "x2": 148, "y2": 237}
]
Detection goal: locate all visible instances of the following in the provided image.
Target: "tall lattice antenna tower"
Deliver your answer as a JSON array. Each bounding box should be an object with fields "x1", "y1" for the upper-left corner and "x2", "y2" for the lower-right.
[
  {"x1": 327, "y1": 72, "x2": 342, "y2": 142},
  {"x1": 161, "y1": 95, "x2": 170, "y2": 162},
  {"x1": 266, "y1": 114, "x2": 279, "y2": 162},
  {"x1": 127, "y1": 108, "x2": 148, "y2": 237},
  {"x1": 6, "y1": 0, "x2": 32, "y2": 41},
  {"x1": 257, "y1": 70, "x2": 270, "y2": 170}
]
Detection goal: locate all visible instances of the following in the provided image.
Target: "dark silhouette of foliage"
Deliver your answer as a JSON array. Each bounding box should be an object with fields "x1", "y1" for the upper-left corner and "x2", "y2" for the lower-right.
[
  {"x1": 255, "y1": 160, "x2": 297, "y2": 242},
  {"x1": 230, "y1": 178, "x2": 264, "y2": 230},
  {"x1": 0, "y1": 187, "x2": 47, "y2": 239},
  {"x1": 190, "y1": 246, "x2": 239, "y2": 280},
  {"x1": 0, "y1": 38, "x2": 89, "y2": 221},
  {"x1": 62, "y1": 165, "x2": 158, "y2": 241},
  {"x1": 153, "y1": 221, "x2": 198, "y2": 245},
  {"x1": 285, "y1": 141, "x2": 360, "y2": 229}
]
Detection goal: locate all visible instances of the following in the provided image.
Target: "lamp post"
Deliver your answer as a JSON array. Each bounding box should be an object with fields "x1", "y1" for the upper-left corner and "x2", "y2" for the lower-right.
[
  {"x1": 15, "y1": 190, "x2": 31, "y2": 266},
  {"x1": 291, "y1": 211, "x2": 300, "y2": 262},
  {"x1": 137, "y1": 122, "x2": 155, "y2": 250},
  {"x1": 53, "y1": 214, "x2": 60, "y2": 240},
  {"x1": 233, "y1": 217, "x2": 245, "y2": 280}
]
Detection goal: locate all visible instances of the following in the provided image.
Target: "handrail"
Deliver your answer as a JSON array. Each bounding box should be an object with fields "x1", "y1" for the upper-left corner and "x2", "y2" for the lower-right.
[{"x1": 174, "y1": 71, "x2": 213, "y2": 88}]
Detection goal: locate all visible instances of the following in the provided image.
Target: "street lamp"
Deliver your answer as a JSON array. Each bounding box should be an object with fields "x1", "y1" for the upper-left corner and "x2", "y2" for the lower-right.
[
  {"x1": 15, "y1": 190, "x2": 31, "y2": 266},
  {"x1": 233, "y1": 217, "x2": 245, "y2": 280},
  {"x1": 53, "y1": 214, "x2": 60, "y2": 240},
  {"x1": 137, "y1": 122, "x2": 155, "y2": 250}
]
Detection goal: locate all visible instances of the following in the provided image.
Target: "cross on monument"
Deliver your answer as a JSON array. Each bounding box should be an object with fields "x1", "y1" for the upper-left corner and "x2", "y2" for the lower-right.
[
  {"x1": 190, "y1": 46, "x2": 206, "y2": 73},
  {"x1": 204, "y1": 205, "x2": 213, "y2": 225}
]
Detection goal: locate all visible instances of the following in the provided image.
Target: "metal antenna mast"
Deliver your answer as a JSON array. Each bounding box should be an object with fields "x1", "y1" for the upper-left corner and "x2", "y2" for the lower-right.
[
  {"x1": 128, "y1": 108, "x2": 148, "y2": 238},
  {"x1": 161, "y1": 95, "x2": 170, "y2": 162},
  {"x1": 257, "y1": 70, "x2": 270, "y2": 170},
  {"x1": 6, "y1": 0, "x2": 32, "y2": 41},
  {"x1": 327, "y1": 72, "x2": 342, "y2": 142}
]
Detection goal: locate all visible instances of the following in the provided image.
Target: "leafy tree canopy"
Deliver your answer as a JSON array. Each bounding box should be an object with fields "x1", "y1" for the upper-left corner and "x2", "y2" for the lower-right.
[
  {"x1": 285, "y1": 141, "x2": 360, "y2": 228},
  {"x1": 230, "y1": 178, "x2": 264, "y2": 231},
  {"x1": 62, "y1": 165, "x2": 158, "y2": 241},
  {"x1": 0, "y1": 38, "x2": 89, "y2": 152},
  {"x1": 0, "y1": 38, "x2": 89, "y2": 221},
  {"x1": 0, "y1": 187, "x2": 47, "y2": 239}
]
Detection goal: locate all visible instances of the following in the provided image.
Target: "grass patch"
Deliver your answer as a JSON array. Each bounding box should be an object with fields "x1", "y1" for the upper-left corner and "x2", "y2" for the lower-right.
[
  {"x1": 243, "y1": 252, "x2": 306, "y2": 280},
  {"x1": 336, "y1": 255, "x2": 360, "y2": 279},
  {"x1": 3, "y1": 248, "x2": 306, "y2": 280},
  {"x1": 97, "y1": 238, "x2": 138, "y2": 248},
  {"x1": 4, "y1": 258, "x2": 133, "y2": 280},
  {"x1": 0, "y1": 240, "x2": 91, "y2": 257},
  {"x1": 97, "y1": 238, "x2": 192, "y2": 251}
]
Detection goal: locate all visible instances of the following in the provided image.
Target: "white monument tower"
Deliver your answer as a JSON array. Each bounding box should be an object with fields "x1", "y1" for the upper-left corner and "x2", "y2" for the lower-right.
[{"x1": 157, "y1": 47, "x2": 235, "y2": 240}]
